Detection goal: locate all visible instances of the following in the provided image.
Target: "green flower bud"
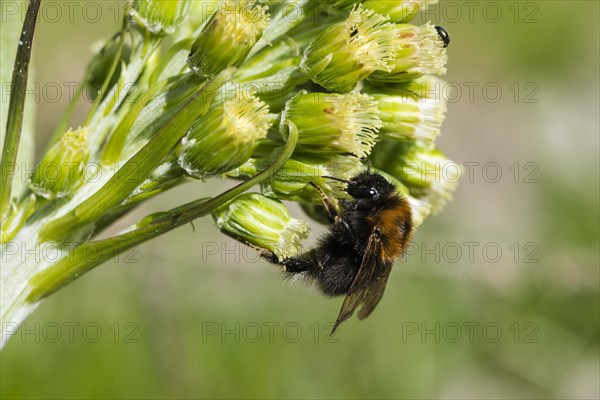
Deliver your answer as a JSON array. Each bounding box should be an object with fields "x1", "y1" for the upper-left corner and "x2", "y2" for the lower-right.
[
  {"x1": 132, "y1": 0, "x2": 191, "y2": 35},
  {"x1": 371, "y1": 140, "x2": 460, "y2": 214},
  {"x1": 364, "y1": 76, "x2": 446, "y2": 145},
  {"x1": 260, "y1": 156, "x2": 361, "y2": 204},
  {"x1": 363, "y1": 0, "x2": 438, "y2": 23},
  {"x1": 234, "y1": 38, "x2": 310, "y2": 111},
  {"x1": 237, "y1": 60, "x2": 307, "y2": 112},
  {"x1": 282, "y1": 91, "x2": 381, "y2": 159},
  {"x1": 369, "y1": 22, "x2": 448, "y2": 83},
  {"x1": 87, "y1": 37, "x2": 132, "y2": 101},
  {"x1": 178, "y1": 91, "x2": 272, "y2": 179},
  {"x1": 188, "y1": 0, "x2": 270, "y2": 77},
  {"x1": 224, "y1": 157, "x2": 260, "y2": 181},
  {"x1": 407, "y1": 195, "x2": 432, "y2": 227},
  {"x1": 213, "y1": 193, "x2": 309, "y2": 259},
  {"x1": 301, "y1": 6, "x2": 399, "y2": 92},
  {"x1": 30, "y1": 128, "x2": 90, "y2": 199}
]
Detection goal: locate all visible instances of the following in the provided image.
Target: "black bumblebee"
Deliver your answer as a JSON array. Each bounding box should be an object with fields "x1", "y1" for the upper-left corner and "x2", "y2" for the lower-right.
[{"x1": 259, "y1": 168, "x2": 414, "y2": 334}]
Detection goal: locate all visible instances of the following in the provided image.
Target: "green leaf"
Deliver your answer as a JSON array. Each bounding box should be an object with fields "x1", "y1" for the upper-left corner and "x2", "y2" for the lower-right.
[{"x1": 0, "y1": 0, "x2": 37, "y2": 202}]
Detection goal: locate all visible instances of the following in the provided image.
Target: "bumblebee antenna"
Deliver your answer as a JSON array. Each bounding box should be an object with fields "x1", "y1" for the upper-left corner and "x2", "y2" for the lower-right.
[
  {"x1": 366, "y1": 159, "x2": 372, "y2": 174},
  {"x1": 322, "y1": 176, "x2": 350, "y2": 184}
]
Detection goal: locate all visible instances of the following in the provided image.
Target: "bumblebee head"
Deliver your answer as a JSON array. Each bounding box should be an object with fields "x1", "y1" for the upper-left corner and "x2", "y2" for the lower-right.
[{"x1": 345, "y1": 171, "x2": 395, "y2": 200}]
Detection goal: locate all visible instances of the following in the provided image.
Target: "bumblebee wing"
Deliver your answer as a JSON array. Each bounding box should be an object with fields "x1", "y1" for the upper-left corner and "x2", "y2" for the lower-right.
[
  {"x1": 349, "y1": 227, "x2": 383, "y2": 293},
  {"x1": 330, "y1": 291, "x2": 363, "y2": 335},
  {"x1": 330, "y1": 229, "x2": 383, "y2": 335},
  {"x1": 357, "y1": 261, "x2": 392, "y2": 320}
]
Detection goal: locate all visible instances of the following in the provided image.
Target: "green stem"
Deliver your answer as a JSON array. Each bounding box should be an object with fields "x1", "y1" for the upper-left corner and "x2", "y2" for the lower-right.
[
  {"x1": 100, "y1": 77, "x2": 170, "y2": 164},
  {"x1": 0, "y1": 193, "x2": 38, "y2": 243},
  {"x1": 40, "y1": 69, "x2": 234, "y2": 243},
  {"x1": 27, "y1": 121, "x2": 299, "y2": 302},
  {"x1": 0, "y1": 0, "x2": 41, "y2": 221}
]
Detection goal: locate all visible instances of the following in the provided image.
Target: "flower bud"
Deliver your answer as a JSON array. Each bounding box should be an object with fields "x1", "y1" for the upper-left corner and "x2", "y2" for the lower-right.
[
  {"x1": 237, "y1": 58, "x2": 307, "y2": 112},
  {"x1": 260, "y1": 157, "x2": 361, "y2": 204},
  {"x1": 363, "y1": 0, "x2": 438, "y2": 23},
  {"x1": 178, "y1": 91, "x2": 272, "y2": 179},
  {"x1": 131, "y1": 0, "x2": 191, "y2": 35},
  {"x1": 406, "y1": 195, "x2": 432, "y2": 228},
  {"x1": 364, "y1": 76, "x2": 446, "y2": 145},
  {"x1": 301, "y1": 6, "x2": 399, "y2": 92},
  {"x1": 369, "y1": 22, "x2": 448, "y2": 83},
  {"x1": 187, "y1": 0, "x2": 270, "y2": 77},
  {"x1": 30, "y1": 128, "x2": 90, "y2": 199},
  {"x1": 212, "y1": 193, "x2": 309, "y2": 259},
  {"x1": 87, "y1": 38, "x2": 132, "y2": 101},
  {"x1": 282, "y1": 91, "x2": 381, "y2": 159},
  {"x1": 371, "y1": 140, "x2": 460, "y2": 214}
]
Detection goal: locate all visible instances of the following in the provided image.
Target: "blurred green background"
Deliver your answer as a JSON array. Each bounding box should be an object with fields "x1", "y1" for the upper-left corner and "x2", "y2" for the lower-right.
[{"x1": 1, "y1": 1, "x2": 598, "y2": 398}]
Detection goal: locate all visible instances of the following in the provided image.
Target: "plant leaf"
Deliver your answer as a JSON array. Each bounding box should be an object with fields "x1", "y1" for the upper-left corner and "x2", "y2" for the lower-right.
[{"x1": 0, "y1": 0, "x2": 37, "y2": 199}]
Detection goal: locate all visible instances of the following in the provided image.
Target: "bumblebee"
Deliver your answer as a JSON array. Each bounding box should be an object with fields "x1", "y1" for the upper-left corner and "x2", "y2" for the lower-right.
[{"x1": 260, "y1": 168, "x2": 414, "y2": 334}]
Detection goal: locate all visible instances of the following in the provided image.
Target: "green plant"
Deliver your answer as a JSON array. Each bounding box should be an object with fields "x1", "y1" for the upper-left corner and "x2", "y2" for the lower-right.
[{"x1": 0, "y1": 0, "x2": 458, "y2": 348}]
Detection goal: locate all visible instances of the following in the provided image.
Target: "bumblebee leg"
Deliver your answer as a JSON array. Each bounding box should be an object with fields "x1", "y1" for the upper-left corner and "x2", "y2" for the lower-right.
[
  {"x1": 230, "y1": 236, "x2": 281, "y2": 264},
  {"x1": 229, "y1": 235, "x2": 320, "y2": 276},
  {"x1": 281, "y1": 250, "x2": 321, "y2": 276},
  {"x1": 309, "y1": 181, "x2": 358, "y2": 246},
  {"x1": 281, "y1": 258, "x2": 315, "y2": 273},
  {"x1": 225, "y1": 236, "x2": 321, "y2": 279},
  {"x1": 308, "y1": 181, "x2": 339, "y2": 222}
]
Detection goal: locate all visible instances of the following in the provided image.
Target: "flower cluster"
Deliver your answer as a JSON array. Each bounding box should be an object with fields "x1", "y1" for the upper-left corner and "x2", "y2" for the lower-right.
[
  {"x1": 210, "y1": 1, "x2": 460, "y2": 256},
  {"x1": 1, "y1": 0, "x2": 459, "y2": 336}
]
